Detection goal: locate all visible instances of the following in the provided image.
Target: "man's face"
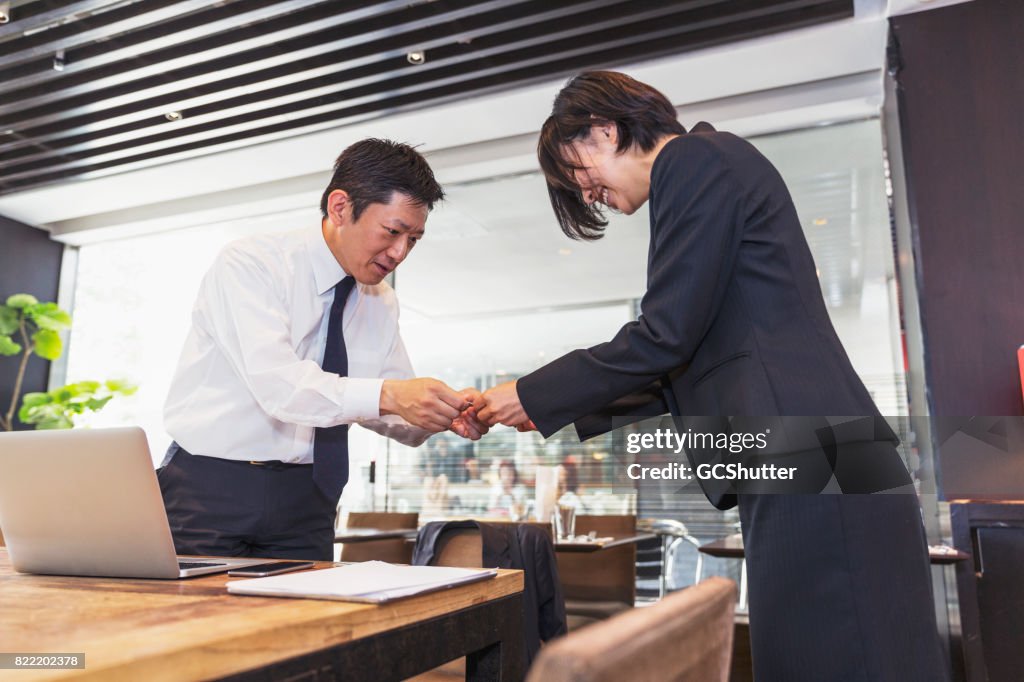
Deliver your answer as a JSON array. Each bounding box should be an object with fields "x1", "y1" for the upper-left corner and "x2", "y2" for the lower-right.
[{"x1": 323, "y1": 190, "x2": 428, "y2": 285}]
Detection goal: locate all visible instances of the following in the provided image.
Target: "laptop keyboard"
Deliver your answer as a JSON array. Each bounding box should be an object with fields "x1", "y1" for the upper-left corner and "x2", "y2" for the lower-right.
[{"x1": 177, "y1": 561, "x2": 227, "y2": 570}]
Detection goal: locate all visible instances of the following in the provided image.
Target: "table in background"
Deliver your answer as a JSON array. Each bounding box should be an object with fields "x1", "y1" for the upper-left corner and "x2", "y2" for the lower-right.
[
  {"x1": 697, "y1": 533, "x2": 971, "y2": 611},
  {"x1": 697, "y1": 532, "x2": 970, "y2": 563},
  {"x1": 0, "y1": 549, "x2": 524, "y2": 682},
  {"x1": 418, "y1": 517, "x2": 657, "y2": 553},
  {"x1": 333, "y1": 527, "x2": 419, "y2": 543},
  {"x1": 553, "y1": 532, "x2": 658, "y2": 553}
]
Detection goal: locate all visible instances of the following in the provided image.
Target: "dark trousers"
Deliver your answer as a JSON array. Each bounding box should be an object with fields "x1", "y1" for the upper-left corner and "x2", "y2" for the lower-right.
[
  {"x1": 158, "y1": 443, "x2": 337, "y2": 561},
  {"x1": 738, "y1": 493, "x2": 950, "y2": 682}
]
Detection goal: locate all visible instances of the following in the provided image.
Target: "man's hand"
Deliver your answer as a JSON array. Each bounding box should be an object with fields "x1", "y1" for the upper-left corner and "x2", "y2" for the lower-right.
[
  {"x1": 380, "y1": 378, "x2": 469, "y2": 432},
  {"x1": 450, "y1": 388, "x2": 490, "y2": 440},
  {"x1": 478, "y1": 380, "x2": 529, "y2": 427}
]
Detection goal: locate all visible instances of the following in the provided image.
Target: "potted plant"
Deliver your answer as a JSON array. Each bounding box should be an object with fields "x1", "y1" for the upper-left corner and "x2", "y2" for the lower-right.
[{"x1": 0, "y1": 293, "x2": 135, "y2": 431}]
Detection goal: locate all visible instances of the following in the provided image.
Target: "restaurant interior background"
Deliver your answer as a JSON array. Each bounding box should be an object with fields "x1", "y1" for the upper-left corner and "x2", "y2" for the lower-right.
[{"x1": 1, "y1": 0, "x2": 1022, "y2": 680}]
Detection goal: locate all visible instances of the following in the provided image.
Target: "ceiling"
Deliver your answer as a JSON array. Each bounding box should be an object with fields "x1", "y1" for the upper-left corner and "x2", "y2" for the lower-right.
[{"x1": 0, "y1": 0, "x2": 856, "y2": 196}]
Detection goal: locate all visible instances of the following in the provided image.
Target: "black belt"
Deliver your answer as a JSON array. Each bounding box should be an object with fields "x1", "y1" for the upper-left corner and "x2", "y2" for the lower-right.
[
  {"x1": 244, "y1": 459, "x2": 312, "y2": 470},
  {"x1": 170, "y1": 443, "x2": 310, "y2": 471}
]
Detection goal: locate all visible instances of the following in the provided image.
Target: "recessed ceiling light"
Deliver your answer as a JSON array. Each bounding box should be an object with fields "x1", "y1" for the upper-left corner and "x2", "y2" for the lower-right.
[
  {"x1": 0, "y1": 2, "x2": 10, "y2": 24},
  {"x1": 406, "y1": 50, "x2": 425, "y2": 65},
  {"x1": 813, "y1": 218, "x2": 828, "y2": 226},
  {"x1": 558, "y1": 248, "x2": 572, "y2": 256},
  {"x1": 164, "y1": 111, "x2": 183, "y2": 122},
  {"x1": 52, "y1": 50, "x2": 66, "y2": 71}
]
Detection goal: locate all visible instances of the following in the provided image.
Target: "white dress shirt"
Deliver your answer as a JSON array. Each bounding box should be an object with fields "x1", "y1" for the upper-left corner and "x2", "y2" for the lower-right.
[{"x1": 164, "y1": 226, "x2": 430, "y2": 464}]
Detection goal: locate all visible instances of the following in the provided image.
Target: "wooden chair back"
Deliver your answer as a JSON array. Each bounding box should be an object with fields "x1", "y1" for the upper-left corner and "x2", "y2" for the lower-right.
[
  {"x1": 433, "y1": 529, "x2": 483, "y2": 568},
  {"x1": 338, "y1": 512, "x2": 418, "y2": 563},
  {"x1": 557, "y1": 514, "x2": 636, "y2": 605},
  {"x1": 526, "y1": 577, "x2": 737, "y2": 682}
]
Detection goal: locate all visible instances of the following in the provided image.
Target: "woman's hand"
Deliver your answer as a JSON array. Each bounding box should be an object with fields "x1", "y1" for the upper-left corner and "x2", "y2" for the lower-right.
[{"x1": 478, "y1": 380, "x2": 530, "y2": 427}]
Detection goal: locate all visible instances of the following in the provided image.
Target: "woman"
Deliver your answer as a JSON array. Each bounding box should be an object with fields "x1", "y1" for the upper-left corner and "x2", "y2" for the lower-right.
[
  {"x1": 487, "y1": 459, "x2": 527, "y2": 517},
  {"x1": 478, "y1": 71, "x2": 947, "y2": 681},
  {"x1": 555, "y1": 458, "x2": 585, "y2": 512}
]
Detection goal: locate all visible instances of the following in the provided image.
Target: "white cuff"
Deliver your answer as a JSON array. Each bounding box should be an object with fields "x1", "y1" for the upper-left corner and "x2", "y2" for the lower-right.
[{"x1": 340, "y1": 377, "x2": 384, "y2": 421}]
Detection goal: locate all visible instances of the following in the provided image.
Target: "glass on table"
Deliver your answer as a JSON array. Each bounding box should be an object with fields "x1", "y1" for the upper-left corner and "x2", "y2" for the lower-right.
[{"x1": 553, "y1": 503, "x2": 576, "y2": 541}]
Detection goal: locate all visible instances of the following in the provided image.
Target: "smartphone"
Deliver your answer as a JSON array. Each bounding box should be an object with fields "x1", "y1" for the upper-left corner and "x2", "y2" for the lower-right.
[{"x1": 228, "y1": 561, "x2": 315, "y2": 577}]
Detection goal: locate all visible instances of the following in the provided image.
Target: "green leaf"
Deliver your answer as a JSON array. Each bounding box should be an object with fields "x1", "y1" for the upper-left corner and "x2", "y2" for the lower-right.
[
  {"x1": 86, "y1": 396, "x2": 113, "y2": 411},
  {"x1": 0, "y1": 334, "x2": 21, "y2": 356},
  {"x1": 0, "y1": 305, "x2": 18, "y2": 335},
  {"x1": 105, "y1": 379, "x2": 138, "y2": 395},
  {"x1": 32, "y1": 329, "x2": 62, "y2": 360},
  {"x1": 75, "y1": 380, "x2": 100, "y2": 393},
  {"x1": 26, "y1": 302, "x2": 71, "y2": 331},
  {"x1": 6, "y1": 293, "x2": 39, "y2": 309},
  {"x1": 18, "y1": 404, "x2": 36, "y2": 423},
  {"x1": 35, "y1": 415, "x2": 74, "y2": 430},
  {"x1": 19, "y1": 402, "x2": 60, "y2": 424},
  {"x1": 21, "y1": 392, "x2": 52, "y2": 407}
]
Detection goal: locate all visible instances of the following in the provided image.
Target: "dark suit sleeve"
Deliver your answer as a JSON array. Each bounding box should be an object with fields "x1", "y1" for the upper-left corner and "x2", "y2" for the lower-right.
[
  {"x1": 519, "y1": 134, "x2": 748, "y2": 437},
  {"x1": 572, "y1": 380, "x2": 668, "y2": 441}
]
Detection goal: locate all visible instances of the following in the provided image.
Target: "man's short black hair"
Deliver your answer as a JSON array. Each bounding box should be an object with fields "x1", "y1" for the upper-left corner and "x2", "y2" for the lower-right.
[{"x1": 320, "y1": 139, "x2": 445, "y2": 220}]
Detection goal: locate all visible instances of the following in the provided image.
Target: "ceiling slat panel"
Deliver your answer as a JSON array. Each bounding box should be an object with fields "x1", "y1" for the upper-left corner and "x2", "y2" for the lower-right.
[
  {"x1": 0, "y1": 0, "x2": 855, "y2": 196},
  {"x1": 0, "y1": 0, "x2": 672, "y2": 154},
  {"x1": 0, "y1": 0, "x2": 450, "y2": 107},
  {"x1": 0, "y1": 0, "x2": 127, "y2": 42}
]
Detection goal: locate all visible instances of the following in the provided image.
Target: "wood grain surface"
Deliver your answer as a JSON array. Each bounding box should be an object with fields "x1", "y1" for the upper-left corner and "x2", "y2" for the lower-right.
[{"x1": 0, "y1": 549, "x2": 523, "y2": 681}]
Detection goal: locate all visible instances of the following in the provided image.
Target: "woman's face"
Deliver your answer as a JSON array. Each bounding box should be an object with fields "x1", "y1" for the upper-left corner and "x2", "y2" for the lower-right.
[{"x1": 564, "y1": 123, "x2": 649, "y2": 215}]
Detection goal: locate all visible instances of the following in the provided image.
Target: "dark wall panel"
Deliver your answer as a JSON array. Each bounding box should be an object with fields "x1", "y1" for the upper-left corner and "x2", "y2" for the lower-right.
[
  {"x1": 951, "y1": 502, "x2": 1024, "y2": 682},
  {"x1": 891, "y1": 0, "x2": 1024, "y2": 418},
  {"x1": 0, "y1": 214, "x2": 64, "y2": 430}
]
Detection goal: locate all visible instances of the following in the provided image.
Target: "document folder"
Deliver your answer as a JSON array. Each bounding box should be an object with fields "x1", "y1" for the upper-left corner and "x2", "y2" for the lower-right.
[{"x1": 226, "y1": 560, "x2": 497, "y2": 603}]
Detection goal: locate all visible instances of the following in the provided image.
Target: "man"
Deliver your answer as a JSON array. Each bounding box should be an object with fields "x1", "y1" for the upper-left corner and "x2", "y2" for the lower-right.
[{"x1": 160, "y1": 138, "x2": 485, "y2": 561}]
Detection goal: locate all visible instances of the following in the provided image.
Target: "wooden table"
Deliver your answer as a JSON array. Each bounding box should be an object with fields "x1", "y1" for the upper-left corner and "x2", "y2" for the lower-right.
[
  {"x1": 333, "y1": 527, "x2": 419, "y2": 543},
  {"x1": 554, "y1": 532, "x2": 658, "y2": 553},
  {"x1": 0, "y1": 549, "x2": 525, "y2": 682}
]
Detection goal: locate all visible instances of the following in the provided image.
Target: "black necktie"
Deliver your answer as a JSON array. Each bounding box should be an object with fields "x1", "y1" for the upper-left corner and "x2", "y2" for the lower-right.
[{"x1": 313, "y1": 276, "x2": 356, "y2": 501}]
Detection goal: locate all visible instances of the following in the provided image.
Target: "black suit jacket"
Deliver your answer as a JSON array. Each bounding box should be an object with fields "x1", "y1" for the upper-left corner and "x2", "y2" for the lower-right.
[
  {"x1": 412, "y1": 520, "x2": 567, "y2": 665},
  {"x1": 517, "y1": 123, "x2": 894, "y2": 509}
]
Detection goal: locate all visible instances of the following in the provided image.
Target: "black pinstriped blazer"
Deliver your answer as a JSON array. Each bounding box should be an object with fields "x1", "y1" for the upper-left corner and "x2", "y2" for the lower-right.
[{"x1": 517, "y1": 123, "x2": 887, "y2": 509}]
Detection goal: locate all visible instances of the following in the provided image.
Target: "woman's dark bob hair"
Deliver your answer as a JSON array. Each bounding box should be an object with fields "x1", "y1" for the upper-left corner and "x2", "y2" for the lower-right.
[{"x1": 538, "y1": 71, "x2": 686, "y2": 240}]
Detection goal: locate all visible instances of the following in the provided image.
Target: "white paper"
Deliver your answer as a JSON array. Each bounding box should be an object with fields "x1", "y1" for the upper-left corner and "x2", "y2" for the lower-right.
[{"x1": 226, "y1": 561, "x2": 497, "y2": 603}]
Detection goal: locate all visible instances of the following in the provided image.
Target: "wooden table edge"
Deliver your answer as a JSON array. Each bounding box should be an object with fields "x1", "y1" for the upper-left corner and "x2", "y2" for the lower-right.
[{"x1": 1, "y1": 562, "x2": 523, "y2": 682}]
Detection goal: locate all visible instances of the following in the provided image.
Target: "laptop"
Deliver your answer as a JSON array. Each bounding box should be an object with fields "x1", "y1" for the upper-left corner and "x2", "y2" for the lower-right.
[{"x1": 0, "y1": 427, "x2": 268, "y2": 579}]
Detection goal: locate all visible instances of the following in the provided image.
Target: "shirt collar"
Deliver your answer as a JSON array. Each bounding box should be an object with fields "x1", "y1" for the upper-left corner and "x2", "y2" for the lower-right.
[{"x1": 307, "y1": 225, "x2": 349, "y2": 296}]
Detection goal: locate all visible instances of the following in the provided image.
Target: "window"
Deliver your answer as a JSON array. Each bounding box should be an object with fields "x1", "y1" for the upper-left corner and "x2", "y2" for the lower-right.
[{"x1": 64, "y1": 119, "x2": 904, "y2": 519}]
